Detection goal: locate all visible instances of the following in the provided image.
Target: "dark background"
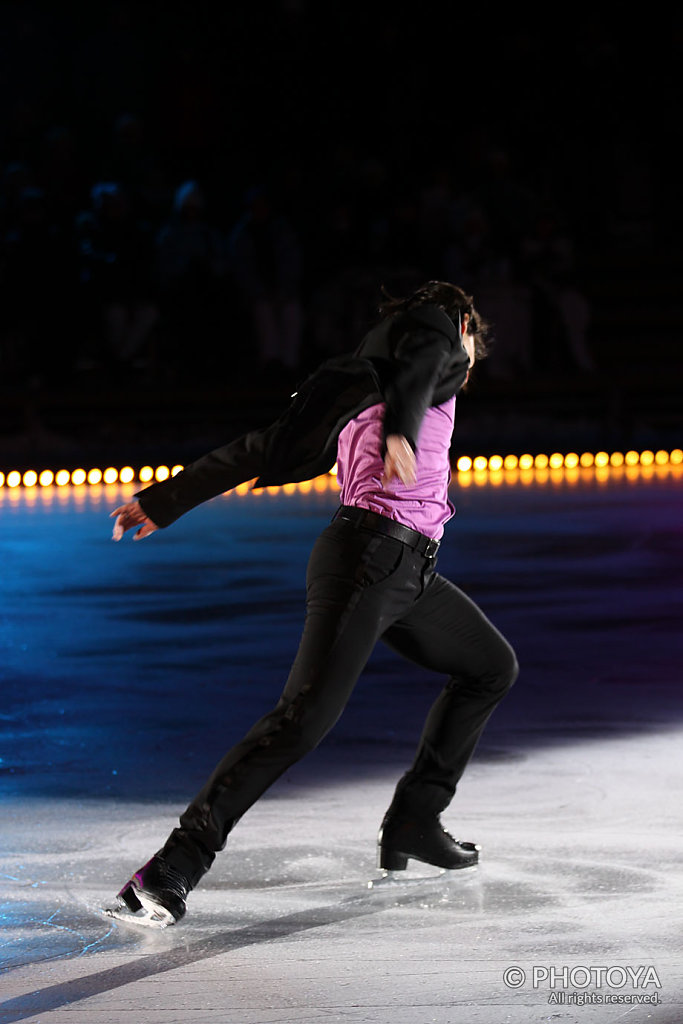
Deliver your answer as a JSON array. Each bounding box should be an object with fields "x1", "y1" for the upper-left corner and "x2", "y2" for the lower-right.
[{"x1": 1, "y1": 1, "x2": 681, "y2": 470}]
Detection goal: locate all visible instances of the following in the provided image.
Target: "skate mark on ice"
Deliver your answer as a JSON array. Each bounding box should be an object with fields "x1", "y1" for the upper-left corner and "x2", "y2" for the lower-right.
[{"x1": 0, "y1": 880, "x2": 474, "y2": 1022}]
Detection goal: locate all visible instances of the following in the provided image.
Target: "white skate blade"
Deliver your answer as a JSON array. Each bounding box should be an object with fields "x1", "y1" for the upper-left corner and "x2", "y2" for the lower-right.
[
  {"x1": 103, "y1": 895, "x2": 175, "y2": 929},
  {"x1": 367, "y1": 864, "x2": 479, "y2": 889},
  {"x1": 367, "y1": 867, "x2": 447, "y2": 889}
]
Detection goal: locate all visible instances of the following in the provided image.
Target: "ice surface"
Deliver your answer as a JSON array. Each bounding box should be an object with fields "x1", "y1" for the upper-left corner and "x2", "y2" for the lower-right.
[{"x1": 1, "y1": 469, "x2": 682, "y2": 1022}]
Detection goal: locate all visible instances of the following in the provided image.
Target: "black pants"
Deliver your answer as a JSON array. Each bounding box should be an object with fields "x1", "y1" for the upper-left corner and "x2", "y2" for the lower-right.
[{"x1": 160, "y1": 515, "x2": 518, "y2": 887}]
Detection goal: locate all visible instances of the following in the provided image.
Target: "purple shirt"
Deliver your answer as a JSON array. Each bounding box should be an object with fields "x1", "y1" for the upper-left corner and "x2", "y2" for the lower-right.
[{"x1": 336, "y1": 397, "x2": 456, "y2": 540}]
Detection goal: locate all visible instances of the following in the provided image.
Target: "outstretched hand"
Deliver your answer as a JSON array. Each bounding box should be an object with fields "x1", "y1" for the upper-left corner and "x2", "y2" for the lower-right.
[
  {"x1": 382, "y1": 434, "x2": 417, "y2": 487},
  {"x1": 110, "y1": 501, "x2": 158, "y2": 541}
]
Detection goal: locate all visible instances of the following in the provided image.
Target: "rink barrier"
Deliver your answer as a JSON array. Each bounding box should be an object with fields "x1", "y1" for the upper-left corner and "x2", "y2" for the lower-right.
[{"x1": 0, "y1": 450, "x2": 681, "y2": 491}]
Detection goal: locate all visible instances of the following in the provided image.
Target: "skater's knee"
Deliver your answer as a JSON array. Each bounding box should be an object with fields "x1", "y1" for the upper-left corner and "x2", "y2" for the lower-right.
[
  {"x1": 476, "y1": 645, "x2": 518, "y2": 697},
  {"x1": 495, "y1": 648, "x2": 519, "y2": 694}
]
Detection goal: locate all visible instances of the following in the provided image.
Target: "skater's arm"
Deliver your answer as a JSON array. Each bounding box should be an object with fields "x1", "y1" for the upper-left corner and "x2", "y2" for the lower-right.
[
  {"x1": 383, "y1": 305, "x2": 469, "y2": 453},
  {"x1": 110, "y1": 424, "x2": 273, "y2": 535}
]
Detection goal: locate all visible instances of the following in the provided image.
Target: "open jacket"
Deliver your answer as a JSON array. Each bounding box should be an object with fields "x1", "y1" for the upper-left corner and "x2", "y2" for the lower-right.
[{"x1": 137, "y1": 303, "x2": 470, "y2": 528}]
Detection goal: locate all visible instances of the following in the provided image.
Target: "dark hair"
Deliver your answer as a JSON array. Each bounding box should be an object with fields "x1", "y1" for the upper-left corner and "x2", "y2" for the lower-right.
[{"x1": 378, "y1": 280, "x2": 490, "y2": 359}]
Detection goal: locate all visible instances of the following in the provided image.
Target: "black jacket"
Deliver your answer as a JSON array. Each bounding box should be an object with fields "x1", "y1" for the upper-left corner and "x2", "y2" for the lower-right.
[{"x1": 137, "y1": 303, "x2": 470, "y2": 528}]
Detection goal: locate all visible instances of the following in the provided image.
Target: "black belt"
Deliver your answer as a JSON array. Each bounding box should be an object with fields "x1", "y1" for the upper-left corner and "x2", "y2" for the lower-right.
[{"x1": 333, "y1": 505, "x2": 440, "y2": 558}]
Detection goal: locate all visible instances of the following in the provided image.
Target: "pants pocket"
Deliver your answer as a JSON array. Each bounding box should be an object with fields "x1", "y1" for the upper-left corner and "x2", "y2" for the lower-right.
[{"x1": 354, "y1": 533, "x2": 405, "y2": 588}]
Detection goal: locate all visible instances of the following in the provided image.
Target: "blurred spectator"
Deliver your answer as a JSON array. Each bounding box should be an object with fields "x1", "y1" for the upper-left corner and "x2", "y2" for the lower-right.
[
  {"x1": 155, "y1": 180, "x2": 230, "y2": 374},
  {"x1": 0, "y1": 161, "x2": 35, "y2": 233},
  {"x1": 0, "y1": 183, "x2": 75, "y2": 382},
  {"x1": 308, "y1": 265, "x2": 423, "y2": 362},
  {"x1": 520, "y1": 209, "x2": 595, "y2": 374},
  {"x1": 76, "y1": 182, "x2": 159, "y2": 368},
  {"x1": 106, "y1": 113, "x2": 172, "y2": 224},
  {"x1": 475, "y1": 284, "x2": 534, "y2": 381},
  {"x1": 473, "y1": 148, "x2": 539, "y2": 267},
  {"x1": 229, "y1": 185, "x2": 303, "y2": 374},
  {"x1": 39, "y1": 125, "x2": 88, "y2": 231},
  {"x1": 417, "y1": 164, "x2": 459, "y2": 275}
]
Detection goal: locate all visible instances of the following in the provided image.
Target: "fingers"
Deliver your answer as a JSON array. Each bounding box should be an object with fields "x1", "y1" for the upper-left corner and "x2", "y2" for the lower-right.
[
  {"x1": 386, "y1": 452, "x2": 416, "y2": 486},
  {"x1": 384, "y1": 435, "x2": 417, "y2": 486},
  {"x1": 133, "y1": 523, "x2": 157, "y2": 541},
  {"x1": 110, "y1": 500, "x2": 156, "y2": 541},
  {"x1": 397, "y1": 456, "x2": 416, "y2": 485},
  {"x1": 110, "y1": 502, "x2": 138, "y2": 522},
  {"x1": 381, "y1": 462, "x2": 393, "y2": 488},
  {"x1": 382, "y1": 452, "x2": 416, "y2": 488}
]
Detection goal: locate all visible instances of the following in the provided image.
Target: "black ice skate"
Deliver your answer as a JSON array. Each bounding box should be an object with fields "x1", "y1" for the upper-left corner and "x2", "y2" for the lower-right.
[
  {"x1": 105, "y1": 855, "x2": 191, "y2": 928},
  {"x1": 377, "y1": 813, "x2": 480, "y2": 872}
]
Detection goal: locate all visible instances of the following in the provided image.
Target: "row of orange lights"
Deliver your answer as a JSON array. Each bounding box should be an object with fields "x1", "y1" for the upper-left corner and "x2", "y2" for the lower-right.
[
  {"x1": 0, "y1": 465, "x2": 184, "y2": 488},
  {"x1": 0, "y1": 450, "x2": 681, "y2": 489},
  {"x1": 454, "y1": 448, "x2": 682, "y2": 473}
]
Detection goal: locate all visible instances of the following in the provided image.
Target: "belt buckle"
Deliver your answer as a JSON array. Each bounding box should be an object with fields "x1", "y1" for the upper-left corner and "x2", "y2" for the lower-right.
[{"x1": 424, "y1": 538, "x2": 439, "y2": 558}]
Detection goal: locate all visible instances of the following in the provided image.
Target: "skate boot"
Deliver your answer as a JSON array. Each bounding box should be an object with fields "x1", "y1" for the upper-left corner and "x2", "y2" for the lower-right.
[
  {"x1": 377, "y1": 812, "x2": 480, "y2": 871},
  {"x1": 106, "y1": 855, "x2": 191, "y2": 928}
]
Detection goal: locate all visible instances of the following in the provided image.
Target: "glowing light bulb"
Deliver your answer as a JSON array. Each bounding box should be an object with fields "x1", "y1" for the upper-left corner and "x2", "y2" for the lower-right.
[
  {"x1": 503, "y1": 454, "x2": 518, "y2": 470},
  {"x1": 171, "y1": 465, "x2": 183, "y2": 477},
  {"x1": 519, "y1": 454, "x2": 534, "y2": 470},
  {"x1": 580, "y1": 452, "x2": 594, "y2": 468},
  {"x1": 457, "y1": 456, "x2": 473, "y2": 472},
  {"x1": 103, "y1": 467, "x2": 118, "y2": 484},
  {"x1": 640, "y1": 450, "x2": 654, "y2": 466},
  {"x1": 594, "y1": 452, "x2": 609, "y2": 468},
  {"x1": 473, "y1": 456, "x2": 488, "y2": 472},
  {"x1": 39, "y1": 470, "x2": 54, "y2": 487},
  {"x1": 23, "y1": 470, "x2": 38, "y2": 487},
  {"x1": 534, "y1": 453, "x2": 549, "y2": 469},
  {"x1": 55, "y1": 470, "x2": 70, "y2": 486},
  {"x1": 548, "y1": 453, "x2": 564, "y2": 469},
  {"x1": 0, "y1": 471, "x2": 4, "y2": 487},
  {"x1": 329, "y1": 463, "x2": 338, "y2": 477},
  {"x1": 87, "y1": 468, "x2": 103, "y2": 485},
  {"x1": 655, "y1": 450, "x2": 669, "y2": 466},
  {"x1": 564, "y1": 453, "x2": 579, "y2": 469},
  {"x1": 139, "y1": 466, "x2": 154, "y2": 483},
  {"x1": 488, "y1": 455, "x2": 504, "y2": 472},
  {"x1": 624, "y1": 451, "x2": 639, "y2": 466},
  {"x1": 670, "y1": 449, "x2": 682, "y2": 465},
  {"x1": 155, "y1": 465, "x2": 170, "y2": 482},
  {"x1": 119, "y1": 466, "x2": 135, "y2": 484},
  {"x1": 609, "y1": 452, "x2": 624, "y2": 467},
  {"x1": 7, "y1": 471, "x2": 21, "y2": 488}
]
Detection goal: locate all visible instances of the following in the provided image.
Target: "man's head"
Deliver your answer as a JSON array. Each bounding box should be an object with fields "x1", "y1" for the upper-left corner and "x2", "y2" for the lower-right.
[{"x1": 379, "y1": 280, "x2": 489, "y2": 366}]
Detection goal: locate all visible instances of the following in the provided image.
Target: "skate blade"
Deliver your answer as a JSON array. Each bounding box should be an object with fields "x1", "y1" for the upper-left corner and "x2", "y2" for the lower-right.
[
  {"x1": 367, "y1": 867, "x2": 447, "y2": 889},
  {"x1": 103, "y1": 896, "x2": 174, "y2": 929}
]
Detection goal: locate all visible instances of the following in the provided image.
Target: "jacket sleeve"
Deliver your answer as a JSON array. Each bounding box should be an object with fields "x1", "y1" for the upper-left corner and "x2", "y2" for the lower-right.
[
  {"x1": 135, "y1": 353, "x2": 383, "y2": 528},
  {"x1": 135, "y1": 423, "x2": 274, "y2": 528},
  {"x1": 382, "y1": 305, "x2": 469, "y2": 451}
]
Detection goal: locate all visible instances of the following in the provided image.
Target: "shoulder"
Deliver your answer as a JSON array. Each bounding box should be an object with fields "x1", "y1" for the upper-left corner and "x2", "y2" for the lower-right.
[{"x1": 402, "y1": 303, "x2": 458, "y2": 342}]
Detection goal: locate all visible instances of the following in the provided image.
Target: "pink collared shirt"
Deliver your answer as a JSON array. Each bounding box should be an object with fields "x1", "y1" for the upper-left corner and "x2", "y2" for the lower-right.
[{"x1": 336, "y1": 397, "x2": 456, "y2": 541}]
